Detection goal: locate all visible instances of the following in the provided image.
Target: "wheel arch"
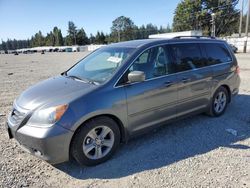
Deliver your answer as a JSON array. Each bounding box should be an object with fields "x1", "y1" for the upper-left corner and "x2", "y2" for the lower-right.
[
  {"x1": 70, "y1": 114, "x2": 128, "y2": 145},
  {"x1": 212, "y1": 83, "x2": 232, "y2": 103},
  {"x1": 221, "y1": 84, "x2": 231, "y2": 103}
]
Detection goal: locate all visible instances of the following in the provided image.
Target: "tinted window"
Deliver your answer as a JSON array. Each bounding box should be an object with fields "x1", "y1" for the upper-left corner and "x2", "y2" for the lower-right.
[
  {"x1": 129, "y1": 46, "x2": 175, "y2": 80},
  {"x1": 204, "y1": 43, "x2": 232, "y2": 65},
  {"x1": 169, "y1": 43, "x2": 205, "y2": 72}
]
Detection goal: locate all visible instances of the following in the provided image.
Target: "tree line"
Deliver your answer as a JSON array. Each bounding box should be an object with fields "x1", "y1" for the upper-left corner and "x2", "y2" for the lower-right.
[
  {"x1": 0, "y1": 18, "x2": 171, "y2": 51},
  {"x1": 0, "y1": 0, "x2": 242, "y2": 51},
  {"x1": 172, "y1": 0, "x2": 240, "y2": 36}
]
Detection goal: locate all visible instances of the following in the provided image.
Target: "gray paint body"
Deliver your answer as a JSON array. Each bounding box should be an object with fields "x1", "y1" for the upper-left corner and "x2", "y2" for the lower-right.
[{"x1": 7, "y1": 38, "x2": 240, "y2": 164}]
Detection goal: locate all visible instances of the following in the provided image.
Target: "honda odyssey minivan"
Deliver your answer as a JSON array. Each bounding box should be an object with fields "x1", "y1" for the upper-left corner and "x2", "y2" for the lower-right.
[{"x1": 6, "y1": 37, "x2": 240, "y2": 166}]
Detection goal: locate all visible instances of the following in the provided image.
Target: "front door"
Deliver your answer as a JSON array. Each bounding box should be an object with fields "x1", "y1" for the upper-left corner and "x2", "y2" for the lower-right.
[{"x1": 121, "y1": 45, "x2": 178, "y2": 133}]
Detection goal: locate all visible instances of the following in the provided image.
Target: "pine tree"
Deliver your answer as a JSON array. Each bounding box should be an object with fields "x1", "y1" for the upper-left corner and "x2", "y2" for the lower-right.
[
  {"x1": 111, "y1": 16, "x2": 136, "y2": 42},
  {"x1": 76, "y1": 28, "x2": 89, "y2": 45},
  {"x1": 66, "y1": 21, "x2": 77, "y2": 45},
  {"x1": 53, "y1": 27, "x2": 64, "y2": 46},
  {"x1": 89, "y1": 33, "x2": 96, "y2": 44}
]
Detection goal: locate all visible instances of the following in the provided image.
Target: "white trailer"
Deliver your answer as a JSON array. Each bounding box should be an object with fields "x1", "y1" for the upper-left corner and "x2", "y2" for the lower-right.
[{"x1": 149, "y1": 30, "x2": 203, "y2": 39}]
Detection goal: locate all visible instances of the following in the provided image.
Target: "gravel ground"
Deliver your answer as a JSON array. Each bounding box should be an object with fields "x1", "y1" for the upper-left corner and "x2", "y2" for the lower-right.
[{"x1": 0, "y1": 52, "x2": 249, "y2": 188}]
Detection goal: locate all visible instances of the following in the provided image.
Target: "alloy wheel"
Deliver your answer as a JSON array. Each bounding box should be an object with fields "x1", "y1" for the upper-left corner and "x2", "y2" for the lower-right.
[
  {"x1": 214, "y1": 91, "x2": 227, "y2": 114},
  {"x1": 82, "y1": 126, "x2": 115, "y2": 160}
]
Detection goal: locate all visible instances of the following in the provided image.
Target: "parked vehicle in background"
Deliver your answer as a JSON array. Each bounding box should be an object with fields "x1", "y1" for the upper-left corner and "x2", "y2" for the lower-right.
[
  {"x1": 6, "y1": 37, "x2": 240, "y2": 166},
  {"x1": 59, "y1": 48, "x2": 66, "y2": 52},
  {"x1": 53, "y1": 48, "x2": 59, "y2": 52},
  {"x1": 65, "y1": 47, "x2": 73, "y2": 52}
]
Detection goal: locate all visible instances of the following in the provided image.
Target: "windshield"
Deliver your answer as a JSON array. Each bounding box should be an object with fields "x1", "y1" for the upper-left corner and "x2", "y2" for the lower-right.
[{"x1": 66, "y1": 47, "x2": 134, "y2": 84}]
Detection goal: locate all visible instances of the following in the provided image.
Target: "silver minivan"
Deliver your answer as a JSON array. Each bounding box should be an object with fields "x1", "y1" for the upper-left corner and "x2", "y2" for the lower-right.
[{"x1": 6, "y1": 37, "x2": 240, "y2": 166}]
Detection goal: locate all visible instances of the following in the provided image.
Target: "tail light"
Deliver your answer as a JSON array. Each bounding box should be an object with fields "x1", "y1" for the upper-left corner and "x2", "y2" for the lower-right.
[{"x1": 235, "y1": 66, "x2": 240, "y2": 75}]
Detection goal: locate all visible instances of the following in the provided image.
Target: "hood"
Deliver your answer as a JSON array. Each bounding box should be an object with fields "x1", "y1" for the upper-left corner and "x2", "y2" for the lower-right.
[{"x1": 16, "y1": 75, "x2": 96, "y2": 110}]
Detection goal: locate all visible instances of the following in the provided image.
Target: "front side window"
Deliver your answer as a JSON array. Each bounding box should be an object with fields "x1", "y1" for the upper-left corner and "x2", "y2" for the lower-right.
[
  {"x1": 128, "y1": 46, "x2": 174, "y2": 80},
  {"x1": 169, "y1": 43, "x2": 205, "y2": 72},
  {"x1": 66, "y1": 47, "x2": 134, "y2": 84},
  {"x1": 204, "y1": 43, "x2": 232, "y2": 65}
]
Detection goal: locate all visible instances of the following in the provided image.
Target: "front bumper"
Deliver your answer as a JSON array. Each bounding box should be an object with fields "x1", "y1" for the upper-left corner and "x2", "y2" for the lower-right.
[{"x1": 7, "y1": 122, "x2": 74, "y2": 164}]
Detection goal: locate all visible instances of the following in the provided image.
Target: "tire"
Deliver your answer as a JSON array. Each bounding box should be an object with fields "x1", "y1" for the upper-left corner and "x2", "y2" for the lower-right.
[
  {"x1": 70, "y1": 116, "x2": 120, "y2": 166},
  {"x1": 208, "y1": 86, "x2": 229, "y2": 117}
]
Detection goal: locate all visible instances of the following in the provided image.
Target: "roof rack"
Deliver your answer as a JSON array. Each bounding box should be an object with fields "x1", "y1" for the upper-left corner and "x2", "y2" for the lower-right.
[{"x1": 173, "y1": 36, "x2": 216, "y2": 39}]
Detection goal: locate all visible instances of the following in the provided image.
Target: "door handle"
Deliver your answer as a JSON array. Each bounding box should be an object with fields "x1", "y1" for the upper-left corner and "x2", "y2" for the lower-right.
[
  {"x1": 164, "y1": 81, "x2": 173, "y2": 87},
  {"x1": 182, "y1": 77, "x2": 191, "y2": 83}
]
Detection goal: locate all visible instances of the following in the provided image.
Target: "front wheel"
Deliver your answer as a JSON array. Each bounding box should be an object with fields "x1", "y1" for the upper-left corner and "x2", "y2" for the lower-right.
[
  {"x1": 208, "y1": 86, "x2": 229, "y2": 117},
  {"x1": 71, "y1": 117, "x2": 120, "y2": 166}
]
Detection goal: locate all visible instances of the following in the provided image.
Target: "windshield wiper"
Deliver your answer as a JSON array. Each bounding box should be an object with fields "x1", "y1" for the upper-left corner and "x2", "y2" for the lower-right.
[
  {"x1": 86, "y1": 80, "x2": 100, "y2": 85},
  {"x1": 66, "y1": 75, "x2": 99, "y2": 85},
  {"x1": 80, "y1": 77, "x2": 99, "y2": 85},
  {"x1": 66, "y1": 75, "x2": 83, "y2": 81}
]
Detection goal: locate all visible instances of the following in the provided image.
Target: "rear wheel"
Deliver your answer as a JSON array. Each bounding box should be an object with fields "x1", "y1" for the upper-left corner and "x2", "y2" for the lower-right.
[
  {"x1": 208, "y1": 86, "x2": 229, "y2": 117},
  {"x1": 71, "y1": 117, "x2": 120, "y2": 166}
]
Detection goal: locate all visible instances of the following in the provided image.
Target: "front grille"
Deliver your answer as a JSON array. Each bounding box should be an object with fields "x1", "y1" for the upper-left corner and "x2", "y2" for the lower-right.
[
  {"x1": 9, "y1": 108, "x2": 26, "y2": 126},
  {"x1": 8, "y1": 102, "x2": 28, "y2": 126}
]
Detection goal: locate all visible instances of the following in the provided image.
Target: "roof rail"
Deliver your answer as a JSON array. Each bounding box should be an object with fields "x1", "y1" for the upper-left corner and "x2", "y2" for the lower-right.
[{"x1": 173, "y1": 36, "x2": 216, "y2": 39}]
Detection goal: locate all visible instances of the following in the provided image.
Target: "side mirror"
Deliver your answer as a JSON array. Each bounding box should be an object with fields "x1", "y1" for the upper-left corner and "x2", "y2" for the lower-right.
[{"x1": 128, "y1": 71, "x2": 145, "y2": 83}]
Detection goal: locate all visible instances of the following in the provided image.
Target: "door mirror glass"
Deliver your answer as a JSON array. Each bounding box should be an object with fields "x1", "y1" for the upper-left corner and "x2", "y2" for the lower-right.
[{"x1": 128, "y1": 71, "x2": 145, "y2": 83}]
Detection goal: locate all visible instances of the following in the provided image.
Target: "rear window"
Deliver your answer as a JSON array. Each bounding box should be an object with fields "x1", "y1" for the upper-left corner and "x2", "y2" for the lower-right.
[
  {"x1": 169, "y1": 43, "x2": 205, "y2": 72},
  {"x1": 204, "y1": 43, "x2": 232, "y2": 65}
]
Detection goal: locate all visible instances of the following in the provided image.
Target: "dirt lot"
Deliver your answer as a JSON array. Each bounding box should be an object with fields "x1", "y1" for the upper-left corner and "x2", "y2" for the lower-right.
[{"x1": 0, "y1": 52, "x2": 249, "y2": 188}]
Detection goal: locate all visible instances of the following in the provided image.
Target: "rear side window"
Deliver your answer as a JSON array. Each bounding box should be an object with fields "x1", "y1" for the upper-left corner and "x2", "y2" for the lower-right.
[
  {"x1": 204, "y1": 43, "x2": 232, "y2": 65},
  {"x1": 169, "y1": 43, "x2": 205, "y2": 72}
]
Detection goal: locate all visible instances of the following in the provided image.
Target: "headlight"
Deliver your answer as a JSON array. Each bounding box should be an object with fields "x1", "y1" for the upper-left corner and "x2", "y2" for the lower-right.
[{"x1": 27, "y1": 104, "x2": 68, "y2": 127}]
